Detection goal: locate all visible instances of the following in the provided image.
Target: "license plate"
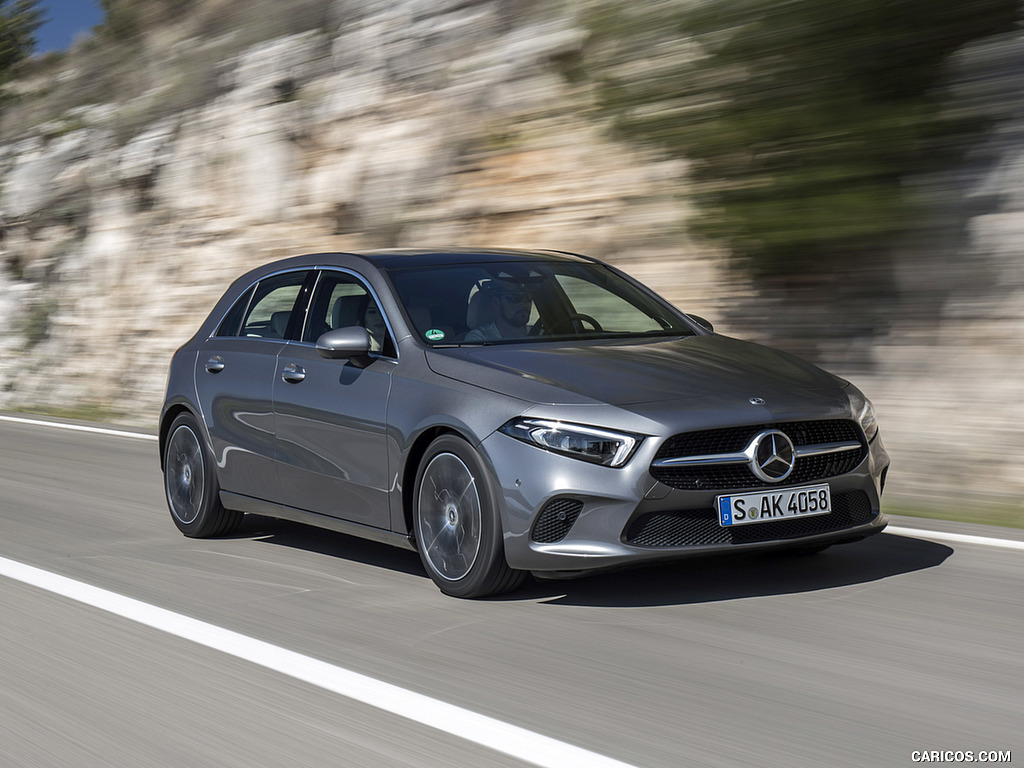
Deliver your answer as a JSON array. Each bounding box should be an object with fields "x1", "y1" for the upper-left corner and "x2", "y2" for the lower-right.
[{"x1": 717, "y1": 484, "x2": 831, "y2": 527}]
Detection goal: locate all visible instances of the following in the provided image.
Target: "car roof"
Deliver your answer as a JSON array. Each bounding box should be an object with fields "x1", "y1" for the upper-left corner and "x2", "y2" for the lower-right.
[
  {"x1": 298, "y1": 247, "x2": 597, "y2": 270},
  {"x1": 219, "y1": 248, "x2": 600, "y2": 304}
]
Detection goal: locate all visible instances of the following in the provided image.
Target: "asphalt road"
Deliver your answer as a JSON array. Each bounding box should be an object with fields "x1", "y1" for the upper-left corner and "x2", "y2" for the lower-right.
[{"x1": 0, "y1": 416, "x2": 1020, "y2": 768}]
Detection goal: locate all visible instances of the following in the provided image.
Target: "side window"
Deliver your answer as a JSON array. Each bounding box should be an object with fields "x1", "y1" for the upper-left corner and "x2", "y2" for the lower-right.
[
  {"x1": 303, "y1": 271, "x2": 396, "y2": 357},
  {"x1": 238, "y1": 271, "x2": 310, "y2": 339},
  {"x1": 216, "y1": 285, "x2": 255, "y2": 337}
]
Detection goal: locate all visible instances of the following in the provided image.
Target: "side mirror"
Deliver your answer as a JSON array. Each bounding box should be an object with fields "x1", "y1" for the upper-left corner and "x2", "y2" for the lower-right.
[
  {"x1": 316, "y1": 327, "x2": 372, "y2": 362},
  {"x1": 687, "y1": 314, "x2": 714, "y2": 333}
]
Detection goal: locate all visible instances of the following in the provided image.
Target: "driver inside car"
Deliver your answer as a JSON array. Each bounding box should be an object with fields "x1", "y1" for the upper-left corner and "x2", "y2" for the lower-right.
[{"x1": 465, "y1": 281, "x2": 534, "y2": 341}]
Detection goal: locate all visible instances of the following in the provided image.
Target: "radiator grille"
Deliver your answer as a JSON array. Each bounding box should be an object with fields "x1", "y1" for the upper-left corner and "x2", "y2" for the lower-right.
[{"x1": 651, "y1": 420, "x2": 866, "y2": 491}]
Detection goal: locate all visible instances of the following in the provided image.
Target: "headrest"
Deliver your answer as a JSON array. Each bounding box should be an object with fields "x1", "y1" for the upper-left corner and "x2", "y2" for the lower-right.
[
  {"x1": 331, "y1": 294, "x2": 367, "y2": 329},
  {"x1": 466, "y1": 290, "x2": 494, "y2": 329},
  {"x1": 270, "y1": 311, "x2": 290, "y2": 338}
]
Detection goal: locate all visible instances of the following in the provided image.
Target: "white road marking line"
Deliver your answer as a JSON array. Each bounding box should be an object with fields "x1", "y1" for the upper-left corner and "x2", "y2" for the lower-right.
[
  {"x1": 886, "y1": 526, "x2": 1024, "y2": 551},
  {"x1": 0, "y1": 556, "x2": 640, "y2": 768},
  {"x1": 0, "y1": 414, "x2": 158, "y2": 441}
]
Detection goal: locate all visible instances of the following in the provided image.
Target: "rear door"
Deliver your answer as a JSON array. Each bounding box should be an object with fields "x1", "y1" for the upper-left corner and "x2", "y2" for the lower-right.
[
  {"x1": 194, "y1": 269, "x2": 313, "y2": 501},
  {"x1": 272, "y1": 269, "x2": 396, "y2": 528}
]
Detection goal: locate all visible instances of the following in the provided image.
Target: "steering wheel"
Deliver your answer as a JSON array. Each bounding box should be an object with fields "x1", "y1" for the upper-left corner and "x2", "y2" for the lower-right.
[{"x1": 569, "y1": 313, "x2": 603, "y2": 332}]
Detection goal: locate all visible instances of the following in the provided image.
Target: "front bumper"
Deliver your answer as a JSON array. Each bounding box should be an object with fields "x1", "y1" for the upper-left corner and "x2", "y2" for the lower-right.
[{"x1": 481, "y1": 428, "x2": 890, "y2": 573}]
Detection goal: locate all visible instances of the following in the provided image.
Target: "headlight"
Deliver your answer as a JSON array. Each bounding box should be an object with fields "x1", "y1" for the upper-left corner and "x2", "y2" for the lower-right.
[
  {"x1": 847, "y1": 387, "x2": 879, "y2": 442},
  {"x1": 858, "y1": 400, "x2": 878, "y2": 442},
  {"x1": 498, "y1": 418, "x2": 643, "y2": 467}
]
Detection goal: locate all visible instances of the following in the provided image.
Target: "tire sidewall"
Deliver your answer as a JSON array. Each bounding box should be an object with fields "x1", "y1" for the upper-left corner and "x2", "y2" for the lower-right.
[
  {"x1": 413, "y1": 435, "x2": 508, "y2": 598},
  {"x1": 164, "y1": 412, "x2": 222, "y2": 537}
]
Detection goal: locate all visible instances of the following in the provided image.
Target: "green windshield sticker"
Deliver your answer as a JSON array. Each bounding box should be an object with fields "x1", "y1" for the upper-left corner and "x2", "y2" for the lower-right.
[{"x1": 425, "y1": 329, "x2": 445, "y2": 341}]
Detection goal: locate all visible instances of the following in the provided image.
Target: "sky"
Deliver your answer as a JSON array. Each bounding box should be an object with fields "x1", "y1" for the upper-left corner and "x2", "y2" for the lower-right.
[{"x1": 34, "y1": 0, "x2": 104, "y2": 53}]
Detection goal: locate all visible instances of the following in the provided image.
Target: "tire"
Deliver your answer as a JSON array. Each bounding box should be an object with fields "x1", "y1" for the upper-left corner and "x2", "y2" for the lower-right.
[
  {"x1": 413, "y1": 435, "x2": 525, "y2": 598},
  {"x1": 163, "y1": 412, "x2": 242, "y2": 538}
]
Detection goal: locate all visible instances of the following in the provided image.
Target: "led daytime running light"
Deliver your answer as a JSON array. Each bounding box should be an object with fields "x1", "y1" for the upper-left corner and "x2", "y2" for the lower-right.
[{"x1": 499, "y1": 419, "x2": 642, "y2": 467}]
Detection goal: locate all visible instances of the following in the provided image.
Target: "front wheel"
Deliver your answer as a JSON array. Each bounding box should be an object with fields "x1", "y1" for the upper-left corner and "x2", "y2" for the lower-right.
[
  {"x1": 413, "y1": 436, "x2": 524, "y2": 598},
  {"x1": 163, "y1": 412, "x2": 242, "y2": 538}
]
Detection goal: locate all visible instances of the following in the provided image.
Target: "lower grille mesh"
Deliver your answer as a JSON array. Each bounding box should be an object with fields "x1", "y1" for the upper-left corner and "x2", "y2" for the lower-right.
[
  {"x1": 624, "y1": 490, "x2": 875, "y2": 548},
  {"x1": 532, "y1": 498, "x2": 584, "y2": 543}
]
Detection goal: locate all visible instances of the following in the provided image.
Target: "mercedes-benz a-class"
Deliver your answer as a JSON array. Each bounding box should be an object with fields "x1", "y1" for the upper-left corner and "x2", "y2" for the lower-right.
[{"x1": 160, "y1": 249, "x2": 889, "y2": 597}]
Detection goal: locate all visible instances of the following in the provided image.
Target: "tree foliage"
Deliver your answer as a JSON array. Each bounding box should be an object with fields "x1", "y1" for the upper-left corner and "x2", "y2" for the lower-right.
[
  {"x1": 99, "y1": 0, "x2": 196, "y2": 41},
  {"x1": 0, "y1": 0, "x2": 43, "y2": 75},
  {"x1": 588, "y1": 0, "x2": 1019, "y2": 281}
]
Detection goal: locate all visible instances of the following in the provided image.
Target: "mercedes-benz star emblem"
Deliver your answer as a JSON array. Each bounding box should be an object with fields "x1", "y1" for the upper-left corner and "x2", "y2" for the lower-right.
[
  {"x1": 749, "y1": 397, "x2": 766, "y2": 406},
  {"x1": 749, "y1": 429, "x2": 796, "y2": 483}
]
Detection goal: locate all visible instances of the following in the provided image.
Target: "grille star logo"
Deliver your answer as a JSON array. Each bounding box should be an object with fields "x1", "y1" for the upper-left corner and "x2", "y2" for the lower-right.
[{"x1": 750, "y1": 430, "x2": 796, "y2": 483}]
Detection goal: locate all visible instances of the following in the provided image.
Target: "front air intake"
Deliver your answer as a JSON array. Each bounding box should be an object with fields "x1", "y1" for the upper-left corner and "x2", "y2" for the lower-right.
[{"x1": 532, "y1": 498, "x2": 584, "y2": 543}]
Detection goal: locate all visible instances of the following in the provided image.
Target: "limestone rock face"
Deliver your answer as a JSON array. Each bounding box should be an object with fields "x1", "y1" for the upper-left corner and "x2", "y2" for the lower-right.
[{"x1": 0, "y1": 5, "x2": 707, "y2": 422}]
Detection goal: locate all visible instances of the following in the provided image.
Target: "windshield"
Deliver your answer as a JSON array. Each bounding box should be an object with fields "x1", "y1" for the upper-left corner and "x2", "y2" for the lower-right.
[{"x1": 387, "y1": 261, "x2": 695, "y2": 345}]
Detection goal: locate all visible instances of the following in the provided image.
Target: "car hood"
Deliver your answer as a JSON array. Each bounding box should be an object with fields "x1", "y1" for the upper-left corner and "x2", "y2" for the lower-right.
[{"x1": 426, "y1": 335, "x2": 844, "y2": 407}]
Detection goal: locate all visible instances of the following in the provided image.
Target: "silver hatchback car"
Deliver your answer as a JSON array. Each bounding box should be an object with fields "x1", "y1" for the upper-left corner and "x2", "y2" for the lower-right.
[{"x1": 160, "y1": 248, "x2": 889, "y2": 597}]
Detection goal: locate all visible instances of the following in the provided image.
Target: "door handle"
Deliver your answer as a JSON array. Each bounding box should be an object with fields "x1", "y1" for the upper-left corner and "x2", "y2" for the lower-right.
[
  {"x1": 205, "y1": 356, "x2": 225, "y2": 373},
  {"x1": 281, "y1": 363, "x2": 306, "y2": 383}
]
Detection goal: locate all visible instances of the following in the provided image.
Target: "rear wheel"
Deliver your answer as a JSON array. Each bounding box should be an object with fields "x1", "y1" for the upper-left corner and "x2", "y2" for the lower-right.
[
  {"x1": 413, "y1": 435, "x2": 524, "y2": 598},
  {"x1": 163, "y1": 412, "x2": 242, "y2": 537}
]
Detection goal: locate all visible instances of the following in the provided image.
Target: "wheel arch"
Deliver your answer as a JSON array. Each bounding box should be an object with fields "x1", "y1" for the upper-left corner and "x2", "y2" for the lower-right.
[
  {"x1": 159, "y1": 402, "x2": 202, "y2": 468},
  {"x1": 400, "y1": 425, "x2": 470, "y2": 537}
]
